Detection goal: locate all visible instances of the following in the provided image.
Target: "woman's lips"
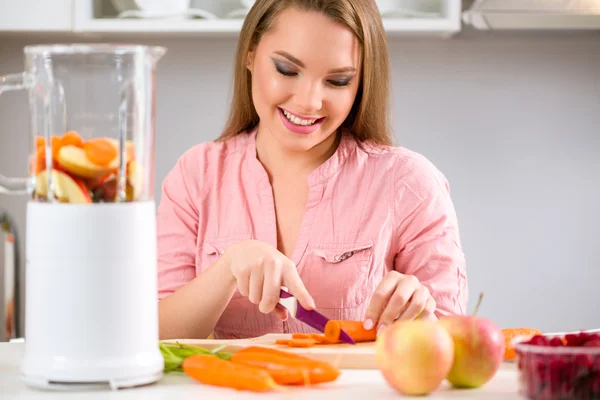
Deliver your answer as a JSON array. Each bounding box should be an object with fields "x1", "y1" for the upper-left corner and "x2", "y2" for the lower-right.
[{"x1": 278, "y1": 107, "x2": 325, "y2": 135}]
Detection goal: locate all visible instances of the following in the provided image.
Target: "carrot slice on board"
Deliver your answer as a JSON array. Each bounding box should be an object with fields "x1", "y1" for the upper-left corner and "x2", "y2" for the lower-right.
[
  {"x1": 310, "y1": 334, "x2": 327, "y2": 343},
  {"x1": 288, "y1": 338, "x2": 316, "y2": 348},
  {"x1": 83, "y1": 138, "x2": 118, "y2": 166},
  {"x1": 275, "y1": 339, "x2": 290, "y2": 345},
  {"x1": 291, "y1": 333, "x2": 312, "y2": 339}
]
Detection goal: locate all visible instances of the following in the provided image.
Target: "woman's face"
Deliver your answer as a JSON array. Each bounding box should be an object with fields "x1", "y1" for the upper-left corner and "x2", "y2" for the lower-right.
[{"x1": 247, "y1": 7, "x2": 361, "y2": 154}]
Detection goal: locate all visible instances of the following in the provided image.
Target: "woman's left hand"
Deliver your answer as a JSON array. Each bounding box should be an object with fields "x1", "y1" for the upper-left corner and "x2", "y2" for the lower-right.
[{"x1": 363, "y1": 271, "x2": 437, "y2": 334}]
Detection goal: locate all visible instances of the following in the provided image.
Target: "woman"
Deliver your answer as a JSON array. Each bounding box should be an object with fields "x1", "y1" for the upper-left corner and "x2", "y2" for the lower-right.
[{"x1": 157, "y1": 0, "x2": 468, "y2": 340}]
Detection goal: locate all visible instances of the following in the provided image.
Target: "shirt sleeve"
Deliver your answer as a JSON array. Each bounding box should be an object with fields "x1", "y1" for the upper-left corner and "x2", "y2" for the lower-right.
[
  {"x1": 392, "y1": 154, "x2": 468, "y2": 317},
  {"x1": 156, "y1": 152, "x2": 200, "y2": 300}
]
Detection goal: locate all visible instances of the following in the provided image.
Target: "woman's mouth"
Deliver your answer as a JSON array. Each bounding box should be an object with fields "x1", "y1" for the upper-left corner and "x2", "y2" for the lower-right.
[{"x1": 278, "y1": 107, "x2": 325, "y2": 135}]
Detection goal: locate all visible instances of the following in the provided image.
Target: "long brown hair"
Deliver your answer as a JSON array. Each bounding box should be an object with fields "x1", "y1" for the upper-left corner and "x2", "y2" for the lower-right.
[{"x1": 218, "y1": 0, "x2": 392, "y2": 146}]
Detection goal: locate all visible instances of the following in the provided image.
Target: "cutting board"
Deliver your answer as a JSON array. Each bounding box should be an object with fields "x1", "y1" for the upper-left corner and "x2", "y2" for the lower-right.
[{"x1": 167, "y1": 333, "x2": 378, "y2": 370}]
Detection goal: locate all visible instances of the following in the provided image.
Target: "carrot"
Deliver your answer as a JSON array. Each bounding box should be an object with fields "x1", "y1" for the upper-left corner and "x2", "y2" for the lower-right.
[
  {"x1": 324, "y1": 320, "x2": 376, "y2": 343},
  {"x1": 231, "y1": 349, "x2": 340, "y2": 385},
  {"x1": 182, "y1": 354, "x2": 279, "y2": 392},
  {"x1": 288, "y1": 338, "x2": 316, "y2": 348},
  {"x1": 51, "y1": 136, "x2": 62, "y2": 160},
  {"x1": 83, "y1": 138, "x2": 117, "y2": 166},
  {"x1": 235, "y1": 346, "x2": 310, "y2": 361},
  {"x1": 275, "y1": 339, "x2": 290, "y2": 345},
  {"x1": 292, "y1": 333, "x2": 312, "y2": 339},
  {"x1": 311, "y1": 334, "x2": 327, "y2": 343},
  {"x1": 60, "y1": 131, "x2": 83, "y2": 148},
  {"x1": 502, "y1": 328, "x2": 542, "y2": 360}
]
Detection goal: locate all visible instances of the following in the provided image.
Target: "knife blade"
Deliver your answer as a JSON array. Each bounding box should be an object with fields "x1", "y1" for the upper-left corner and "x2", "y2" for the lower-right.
[{"x1": 278, "y1": 289, "x2": 356, "y2": 345}]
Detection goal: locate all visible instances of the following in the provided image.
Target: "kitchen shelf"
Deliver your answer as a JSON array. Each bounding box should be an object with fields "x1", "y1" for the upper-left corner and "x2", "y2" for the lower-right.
[
  {"x1": 71, "y1": 17, "x2": 460, "y2": 38},
  {"x1": 70, "y1": 0, "x2": 462, "y2": 38}
]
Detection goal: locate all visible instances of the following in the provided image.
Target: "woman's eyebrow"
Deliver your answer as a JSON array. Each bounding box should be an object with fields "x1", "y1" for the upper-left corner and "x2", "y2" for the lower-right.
[{"x1": 273, "y1": 50, "x2": 356, "y2": 74}]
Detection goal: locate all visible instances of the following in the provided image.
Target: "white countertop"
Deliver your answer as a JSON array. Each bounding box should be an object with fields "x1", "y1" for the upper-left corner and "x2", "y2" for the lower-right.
[{"x1": 0, "y1": 343, "x2": 525, "y2": 399}]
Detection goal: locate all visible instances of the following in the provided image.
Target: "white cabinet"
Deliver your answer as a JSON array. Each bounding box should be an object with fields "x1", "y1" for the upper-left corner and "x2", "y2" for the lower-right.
[
  {"x1": 0, "y1": 0, "x2": 72, "y2": 31},
  {"x1": 0, "y1": 0, "x2": 463, "y2": 38}
]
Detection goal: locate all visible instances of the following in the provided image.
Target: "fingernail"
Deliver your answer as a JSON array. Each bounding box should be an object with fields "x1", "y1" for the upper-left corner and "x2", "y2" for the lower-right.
[
  {"x1": 363, "y1": 319, "x2": 374, "y2": 330},
  {"x1": 377, "y1": 324, "x2": 386, "y2": 337}
]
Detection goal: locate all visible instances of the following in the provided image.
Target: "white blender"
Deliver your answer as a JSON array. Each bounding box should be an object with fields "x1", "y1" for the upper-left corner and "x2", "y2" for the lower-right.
[{"x1": 0, "y1": 44, "x2": 165, "y2": 390}]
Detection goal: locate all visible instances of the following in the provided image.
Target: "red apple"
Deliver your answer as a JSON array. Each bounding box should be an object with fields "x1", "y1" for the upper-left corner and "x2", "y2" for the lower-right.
[
  {"x1": 438, "y1": 315, "x2": 505, "y2": 388},
  {"x1": 376, "y1": 319, "x2": 454, "y2": 396}
]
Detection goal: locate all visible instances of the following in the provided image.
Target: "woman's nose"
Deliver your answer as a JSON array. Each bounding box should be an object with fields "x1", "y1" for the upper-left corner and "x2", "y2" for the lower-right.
[{"x1": 294, "y1": 82, "x2": 322, "y2": 114}]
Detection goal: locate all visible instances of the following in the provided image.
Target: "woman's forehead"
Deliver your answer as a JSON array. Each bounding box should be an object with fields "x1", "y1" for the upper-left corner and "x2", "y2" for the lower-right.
[{"x1": 259, "y1": 7, "x2": 361, "y2": 69}]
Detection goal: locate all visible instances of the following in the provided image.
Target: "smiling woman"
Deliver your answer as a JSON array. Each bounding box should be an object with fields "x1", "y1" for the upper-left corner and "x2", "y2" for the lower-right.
[{"x1": 156, "y1": 0, "x2": 468, "y2": 341}]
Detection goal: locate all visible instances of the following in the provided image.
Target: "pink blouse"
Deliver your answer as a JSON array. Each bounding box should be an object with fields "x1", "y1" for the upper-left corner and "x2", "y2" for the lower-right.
[{"x1": 156, "y1": 129, "x2": 468, "y2": 339}]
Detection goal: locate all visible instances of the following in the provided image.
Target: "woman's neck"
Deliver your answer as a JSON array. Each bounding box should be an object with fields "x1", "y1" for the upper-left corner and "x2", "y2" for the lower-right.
[{"x1": 255, "y1": 125, "x2": 340, "y2": 181}]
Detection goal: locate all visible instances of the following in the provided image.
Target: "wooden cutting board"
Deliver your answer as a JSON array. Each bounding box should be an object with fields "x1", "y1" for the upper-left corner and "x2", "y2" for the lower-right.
[{"x1": 167, "y1": 333, "x2": 378, "y2": 370}]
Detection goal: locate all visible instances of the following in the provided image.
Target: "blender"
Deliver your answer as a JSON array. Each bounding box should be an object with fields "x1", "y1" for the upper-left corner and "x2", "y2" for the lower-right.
[{"x1": 0, "y1": 44, "x2": 165, "y2": 390}]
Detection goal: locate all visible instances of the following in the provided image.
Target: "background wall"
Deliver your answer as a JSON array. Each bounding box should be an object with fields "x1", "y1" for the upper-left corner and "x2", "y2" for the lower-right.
[{"x1": 1, "y1": 29, "x2": 599, "y2": 339}]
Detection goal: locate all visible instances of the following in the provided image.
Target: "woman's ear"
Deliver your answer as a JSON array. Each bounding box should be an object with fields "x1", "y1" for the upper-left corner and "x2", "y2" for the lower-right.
[{"x1": 246, "y1": 50, "x2": 255, "y2": 73}]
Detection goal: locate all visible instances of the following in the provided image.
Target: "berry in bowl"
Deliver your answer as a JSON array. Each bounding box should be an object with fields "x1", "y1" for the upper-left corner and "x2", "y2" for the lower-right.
[{"x1": 514, "y1": 331, "x2": 600, "y2": 400}]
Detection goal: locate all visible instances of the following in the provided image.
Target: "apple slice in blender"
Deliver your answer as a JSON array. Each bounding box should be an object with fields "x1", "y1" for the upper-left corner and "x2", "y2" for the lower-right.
[
  {"x1": 57, "y1": 145, "x2": 116, "y2": 178},
  {"x1": 126, "y1": 160, "x2": 144, "y2": 201},
  {"x1": 57, "y1": 140, "x2": 134, "y2": 179},
  {"x1": 35, "y1": 169, "x2": 92, "y2": 204}
]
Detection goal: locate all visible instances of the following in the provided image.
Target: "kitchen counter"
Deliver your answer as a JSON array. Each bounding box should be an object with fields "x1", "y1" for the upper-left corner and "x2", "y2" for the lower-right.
[{"x1": 0, "y1": 343, "x2": 525, "y2": 399}]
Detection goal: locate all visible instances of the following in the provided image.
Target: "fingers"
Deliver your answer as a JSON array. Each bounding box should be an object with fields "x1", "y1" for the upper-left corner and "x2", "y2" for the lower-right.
[
  {"x1": 397, "y1": 285, "x2": 430, "y2": 321},
  {"x1": 281, "y1": 260, "x2": 315, "y2": 310},
  {"x1": 363, "y1": 272, "x2": 401, "y2": 330},
  {"x1": 377, "y1": 275, "x2": 420, "y2": 330},
  {"x1": 416, "y1": 296, "x2": 437, "y2": 321},
  {"x1": 271, "y1": 303, "x2": 289, "y2": 320},
  {"x1": 248, "y1": 264, "x2": 264, "y2": 305},
  {"x1": 235, "y1": 264, "x2": 252, "y2": 297},
  {"x1": 259, "y1": 258, "x2": 283, "y2": 313}
]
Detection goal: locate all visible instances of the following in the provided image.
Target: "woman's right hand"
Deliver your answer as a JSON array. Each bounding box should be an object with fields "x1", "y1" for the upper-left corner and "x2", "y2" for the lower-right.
[{"x1": 221, "y1": 240, "x2": 316, "y2": 320}]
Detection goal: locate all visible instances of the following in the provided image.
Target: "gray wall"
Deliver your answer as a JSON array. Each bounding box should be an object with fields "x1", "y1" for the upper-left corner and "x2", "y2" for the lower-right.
[{"x1": 1, "y1": 29, "x2": 599, "y2": 340}]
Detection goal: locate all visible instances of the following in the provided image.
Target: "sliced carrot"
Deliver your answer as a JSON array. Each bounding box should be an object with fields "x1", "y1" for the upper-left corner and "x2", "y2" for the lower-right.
[
  {"x1": 60, "y1": 131, "x2": 84, "y2": 148},
  {"x1": 288, "y1": 338, "x2": 316, "y2": 348},
  {"x1": 51, "y1": 136, "x2": 62, "y2": 160},
  {"x1": 324, "y1": 320, "x2": 376, "y2": 343},
  {"x1": 310, "y1": 334, "x2": 327, "y2": 343},
  {"x1": 275, "y1": 339, "x2": 290, "y2": 345},
  {"x1": 231, "y1": 349, "x2": 340, "y2": 385},
  {"x1": 35, "y1": 136, "x2": 45, "y2": 149},
  {"x1": 83, "y1": 138, "x2": 118, "y2": 166},
  {"x1": 291, "y1": 333, "x2": 312, "y2": 339},
  {"x1": 182, "y1": 354, "x2": 279, "y2": 392}
]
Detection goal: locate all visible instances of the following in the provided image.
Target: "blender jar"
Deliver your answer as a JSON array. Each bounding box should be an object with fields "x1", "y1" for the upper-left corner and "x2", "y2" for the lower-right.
[{"x1": 0, "y1": 43, "x2": 165, "y2": 204}]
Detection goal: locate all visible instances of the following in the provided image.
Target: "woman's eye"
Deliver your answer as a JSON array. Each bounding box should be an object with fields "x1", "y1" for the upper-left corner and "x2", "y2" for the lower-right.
[
  {"x1": 274, "y1": 63, "x2": 297, "y2": 77},
  {"x1": 328, "y1": 79, "x2": 351, "y2": 87}
]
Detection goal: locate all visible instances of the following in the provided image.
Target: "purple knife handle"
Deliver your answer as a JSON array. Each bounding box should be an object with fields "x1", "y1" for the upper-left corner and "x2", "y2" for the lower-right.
[{"x1": 279, "y1": 289, "x2": 293, "y2": 298}]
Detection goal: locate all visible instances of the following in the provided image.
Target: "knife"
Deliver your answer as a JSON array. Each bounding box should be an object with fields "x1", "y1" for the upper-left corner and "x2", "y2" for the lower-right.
[{"x1": 278, "y1": 289, "x2": 356, "y2": 345}]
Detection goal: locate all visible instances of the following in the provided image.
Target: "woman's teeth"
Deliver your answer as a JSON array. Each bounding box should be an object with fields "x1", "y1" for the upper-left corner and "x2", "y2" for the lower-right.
[{"x1": 282, "y1": 109, "x2": 318, "y2": 126}]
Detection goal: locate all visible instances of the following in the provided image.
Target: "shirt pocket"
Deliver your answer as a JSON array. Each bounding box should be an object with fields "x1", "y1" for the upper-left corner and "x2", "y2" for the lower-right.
[
  {"x1": 303, "y1": 241, "x2": 373, "y2": 309},
  {"x1": 199, "y1": 233, "x2": 253, "y2": 299}
]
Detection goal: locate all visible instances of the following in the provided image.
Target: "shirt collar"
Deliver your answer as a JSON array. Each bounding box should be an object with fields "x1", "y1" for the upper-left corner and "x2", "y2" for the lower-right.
[{"x1": 241, "y1": 127, "x2": 356, "y2": 187}]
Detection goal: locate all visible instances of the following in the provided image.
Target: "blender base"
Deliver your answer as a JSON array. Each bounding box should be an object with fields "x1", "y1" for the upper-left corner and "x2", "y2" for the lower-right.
[
  {"x1": 21, "y1": 370, "x2": 163, "y2": 391},
  {"x1": 20, "y1": 201, "x2": 163, "y2": 391}
]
